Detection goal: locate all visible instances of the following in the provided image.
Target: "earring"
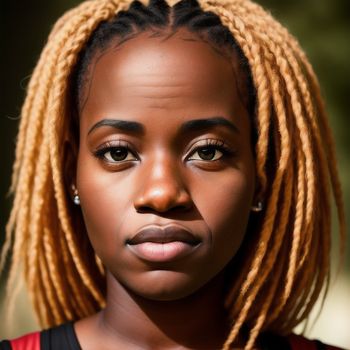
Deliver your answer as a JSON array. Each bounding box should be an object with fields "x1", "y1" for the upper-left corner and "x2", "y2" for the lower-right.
[
  {"x1": 251, "y1": 201, "x2": 263, "y2": 212},
  {"x1": 72, "y1": 185, "x2": 80, "y2": 206}
]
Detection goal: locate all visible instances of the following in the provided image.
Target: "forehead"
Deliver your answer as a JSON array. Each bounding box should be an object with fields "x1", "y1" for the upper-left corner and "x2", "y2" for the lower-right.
[
  {"x1": 102, "y1": 30, "x2": 233, "y2": 82},
  {"x1": 84, "y1": 29, "x2": 242, "y2": 104},
  {"x1": 80, "y1": 28, "x2": 249, "y2": 133}
]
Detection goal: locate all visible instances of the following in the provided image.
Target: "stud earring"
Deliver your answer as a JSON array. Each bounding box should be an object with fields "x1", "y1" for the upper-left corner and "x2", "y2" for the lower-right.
[
  {"x1": 72, "y1": 185, "x2": 80, "y2": 206},
  {"x1": 251, "y1": 201, "x2": 263, "y2": 212}
]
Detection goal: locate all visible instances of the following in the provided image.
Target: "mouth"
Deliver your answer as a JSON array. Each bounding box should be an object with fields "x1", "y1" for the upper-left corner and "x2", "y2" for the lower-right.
[{"x1": 126, "y1": 225, "x2": 201, "y2": 263}]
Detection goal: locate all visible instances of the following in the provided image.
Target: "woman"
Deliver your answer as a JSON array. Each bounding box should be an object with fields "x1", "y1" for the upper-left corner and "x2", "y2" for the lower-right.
[{"x1": 0, "y1": 0, "x2": 346, "y2": 348}]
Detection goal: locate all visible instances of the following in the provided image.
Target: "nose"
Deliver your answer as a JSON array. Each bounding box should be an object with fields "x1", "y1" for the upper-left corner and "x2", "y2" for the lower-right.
[{"x1": 134, "y1": 157, "x2": 193, "y2": 214}]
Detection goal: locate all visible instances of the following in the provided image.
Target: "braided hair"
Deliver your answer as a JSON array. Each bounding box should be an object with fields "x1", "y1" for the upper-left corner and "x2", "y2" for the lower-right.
[{"x1": 73, "y1": 0, "x2": 256, "y2": 115}]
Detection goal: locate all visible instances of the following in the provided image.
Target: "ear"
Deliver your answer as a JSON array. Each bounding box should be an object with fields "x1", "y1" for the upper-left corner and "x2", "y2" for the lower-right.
[
  {"x1": 251, "y1": 170, "x2": 264, "y2": 212},
  {"x1": 253, "y1": 178, "x2": 262, "y2": 202},
  {"x1": 63, "y1": 139, "x2": 79, "y2": 201}
]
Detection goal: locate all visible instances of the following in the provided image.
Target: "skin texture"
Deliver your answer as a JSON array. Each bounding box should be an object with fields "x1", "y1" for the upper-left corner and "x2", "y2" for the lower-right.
[{"x1": 74, "y1": 29, "x2": 256, "y2": 349}]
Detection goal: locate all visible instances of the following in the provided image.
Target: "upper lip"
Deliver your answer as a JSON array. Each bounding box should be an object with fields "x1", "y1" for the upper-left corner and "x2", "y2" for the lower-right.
[{"x1": 127, "y1": 225, "x2": 200, "y2": 245}]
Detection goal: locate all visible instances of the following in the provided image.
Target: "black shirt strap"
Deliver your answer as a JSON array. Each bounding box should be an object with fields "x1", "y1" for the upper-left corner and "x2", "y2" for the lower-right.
[
  {"x1": 0, "y1": 341, "x2": 12, "y2": 350},
  {"x1": 40, "y1": 322, "x2": 81, "y2": 350}
]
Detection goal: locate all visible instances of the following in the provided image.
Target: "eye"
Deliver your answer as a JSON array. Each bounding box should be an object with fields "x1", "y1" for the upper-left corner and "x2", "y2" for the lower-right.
[
  {"x1": 189, "y1": 146, "x2": 223, "y2": 161},
  {"x1": 187, "y1": 139, "x2": 234, "y2": 162},
  {"x1": 104, "y1": 147, "x2": 137, "y2": 162},
  {"x1": 94, "y1": 142, "x2": 138, "y2": 163}
]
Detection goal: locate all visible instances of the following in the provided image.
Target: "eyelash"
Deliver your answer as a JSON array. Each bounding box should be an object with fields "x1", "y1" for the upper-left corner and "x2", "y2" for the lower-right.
[
  {"x1": 187, "y1": 139, "x2": 235, "y2": 161},
  {"x1": 93, "y1": 139, "x2": 235, "y2": 164},
  {"x1": 93, "y1": 141, "x2": 138, "y2": 162}
]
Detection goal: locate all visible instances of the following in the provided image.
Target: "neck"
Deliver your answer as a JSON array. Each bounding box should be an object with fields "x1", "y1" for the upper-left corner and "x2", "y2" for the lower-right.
[{"x1": 96, "y1": 271, "x2": 231, "y2": 349}]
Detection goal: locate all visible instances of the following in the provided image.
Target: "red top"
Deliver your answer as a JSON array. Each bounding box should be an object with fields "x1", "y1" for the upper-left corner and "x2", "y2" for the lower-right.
[{"x1": 9, "y1": 332, "x2": 40, "y2": 350}]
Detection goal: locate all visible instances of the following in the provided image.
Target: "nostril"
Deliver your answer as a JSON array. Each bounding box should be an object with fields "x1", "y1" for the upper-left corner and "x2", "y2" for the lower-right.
[
  {"x1": 135, "y1": 204, "x2": 191, "y2": 214},
  {"x1": 135, "y1": 206, "x2": 153, "y2": 214}
]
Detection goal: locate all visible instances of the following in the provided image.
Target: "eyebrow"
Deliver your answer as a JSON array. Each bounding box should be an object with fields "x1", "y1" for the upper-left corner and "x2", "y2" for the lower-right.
[
  {"x1": 88, "y1": 119, "x2": 145, "y2": 135},
  {"x1": 87, "y1": 116, "x2": 239, "y2": 136},
  {"x1": 180, "y1": 117, "x2": 240, "y2": 134}
]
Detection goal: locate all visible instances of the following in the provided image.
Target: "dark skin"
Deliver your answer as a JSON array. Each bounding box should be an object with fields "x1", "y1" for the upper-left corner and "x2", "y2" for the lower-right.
[{"x1": 74, "y1": 28, "x2": 257, "y2": 349}]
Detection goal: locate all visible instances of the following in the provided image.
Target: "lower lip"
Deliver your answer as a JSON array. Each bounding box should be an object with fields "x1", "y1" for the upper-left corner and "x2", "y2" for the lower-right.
[{"x1": 127, "y1": 241, "x2": 199, "y2": 263}]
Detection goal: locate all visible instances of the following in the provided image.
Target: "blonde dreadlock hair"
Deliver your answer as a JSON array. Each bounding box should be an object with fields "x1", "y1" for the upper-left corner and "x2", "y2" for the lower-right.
[{"x1": 1, "y1": 0, "x2": 346, "y2": 348}]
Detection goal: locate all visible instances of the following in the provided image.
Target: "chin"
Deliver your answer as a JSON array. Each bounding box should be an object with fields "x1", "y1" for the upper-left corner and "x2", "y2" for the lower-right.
[{"x1": 122, "y1": 270, "x2": 209, "y2": 302}]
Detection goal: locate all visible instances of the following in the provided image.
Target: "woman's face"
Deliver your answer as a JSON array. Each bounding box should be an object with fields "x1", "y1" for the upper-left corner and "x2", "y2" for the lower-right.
[{"x1": 77, "y1": 29, "x2": 256, "y2": 300}]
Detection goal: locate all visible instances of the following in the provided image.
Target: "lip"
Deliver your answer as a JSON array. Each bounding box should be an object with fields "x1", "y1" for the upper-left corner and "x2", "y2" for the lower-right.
[{"x1": 126, "y1": 225, "x2": 201, "y2": 263}]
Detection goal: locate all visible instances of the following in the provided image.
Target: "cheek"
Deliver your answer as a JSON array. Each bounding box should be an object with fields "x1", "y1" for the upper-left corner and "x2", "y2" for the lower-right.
[
  {"x1": 192, "y1": 167, "x2": 255, "y2": 255},
  {"x1": 76, "y1": 150, "x2": 131, "y2": 258}
]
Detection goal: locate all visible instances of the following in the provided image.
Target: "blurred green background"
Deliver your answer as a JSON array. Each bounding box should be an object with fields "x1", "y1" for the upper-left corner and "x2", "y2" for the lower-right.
[{"x1": 0, "y1": 0, "x2": 349, "y2": 347}]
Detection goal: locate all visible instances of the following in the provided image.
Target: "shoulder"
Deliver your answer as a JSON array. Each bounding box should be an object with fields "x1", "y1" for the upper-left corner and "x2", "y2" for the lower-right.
[
  {"x1": 287, "y1": 334, "x2": 345, "y2": 350},
  {"x1": 259, "y1": 332, "x2": 345, "y2": 350},
  {"x1": 0, "y1": 322, "x2": 81, "y2": 350}
]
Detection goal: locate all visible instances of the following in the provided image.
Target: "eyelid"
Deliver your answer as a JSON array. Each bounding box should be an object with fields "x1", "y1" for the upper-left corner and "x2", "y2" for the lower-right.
[
  {"x1": 93, "y1": 140, "x2": 139, "y2": 162},
  {"x1": 94, "y1": 139, "x2": 130, "y2": 152},
  {"x1": 185, "y1": 138, "x2": 235, "y2": 160}
]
